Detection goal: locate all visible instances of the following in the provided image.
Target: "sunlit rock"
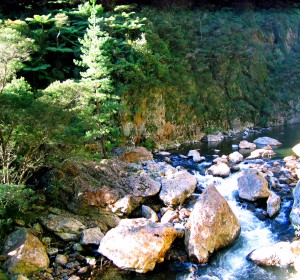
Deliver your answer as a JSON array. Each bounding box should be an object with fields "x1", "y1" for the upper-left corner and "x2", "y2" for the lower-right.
[
  {"x1": 80, "y1": 227, "x2": 104, "y2": 245},
  {"x1": 246, "y1": 148, "x2": 276, "y2": 159},
  {"x1": 237, "y1": 169, "x2": 270, "y2": 201},
  {"x1": 239, "y1": 140, "x2": 256, "y2": 149},
  {"x1": 267, "y1": 191, "x2": 281, "y2": 218},
  {"x1": 113, "y1": 146, "x2": 153, "y2": 163},
  {"x1": 293, "y1": 144, "x2": 300, "y2": 157},
  {"x1": 98, "y1": 218, "x2": 177, "y2": 273},
  {"x1": 141, "y1": 205, "x2": 159, "y2": 222},
  {"x1": 159, "y1": 170, "x2": 197, "y2": 207},
  {"x1": 253, "y1": 137, "x2": 282, "y2": 146},
  {"x1": 2, "y1": 228, "x2": 49, "y2": 275},
  {"x1": 161, "y1": 209, "x2": 179, "y2": 224},
  {"x1": 207, "y1": 163, "x2": 230, "y2": 178},
  {"x1": 228, "y1": 151, "x2": 243, "y2": 164},
  {"x1": 185, "y1": 185, "x2": 241, "y2": 263},
  {"x1": 248, "y1": 240, "x2": 300, "y2": 267},
  {"x1": 206, "y1": 132, "x2": 224, "y2": 142},
  {"x1": 187, "y1": 150, "x2": 202, "y2": 162}
]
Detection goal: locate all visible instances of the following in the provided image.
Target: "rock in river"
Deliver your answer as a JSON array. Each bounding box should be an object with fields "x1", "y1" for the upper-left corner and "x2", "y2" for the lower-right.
[
  {"x1": 237, "y1": 169, "x2": 270, "y2": 201},
  {"x1": 185, "y1": 185, "x2": 241, "y2": 263},
  {"x1": 253, "y1": 137, "x2": 282, "y2": 146},
  {"x1": 2, "y1": 228, "x2": 49, "y2": 275},
  {"x1": 290, "y1": 181, "x2": 300, "y2": 226},
  {"x1": 98, "y1": 218, "x2": 177, "y2": 273},
  {"x1": 159, "y1": 170, "x2": 197, "y2": 207}
]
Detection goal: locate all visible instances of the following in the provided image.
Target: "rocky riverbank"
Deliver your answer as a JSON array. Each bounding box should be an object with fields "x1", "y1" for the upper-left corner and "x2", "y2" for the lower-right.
[{"x1": 1, "y1": 140, "x2": 300, "y2": 280}]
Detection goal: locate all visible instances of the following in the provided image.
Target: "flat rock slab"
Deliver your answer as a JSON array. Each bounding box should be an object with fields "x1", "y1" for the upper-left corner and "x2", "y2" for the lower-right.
[
  {"x1": 98, "y1": 218, "x2": 177, "y2": 273},
  {"x1": 253, "y1": 137, "x2": 282, "y2": 146}
]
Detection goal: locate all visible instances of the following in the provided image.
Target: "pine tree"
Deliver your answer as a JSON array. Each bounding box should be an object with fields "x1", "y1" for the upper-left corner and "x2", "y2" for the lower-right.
[{"x1": 75, "y1": 0, "x2": 119, "y2": 157}]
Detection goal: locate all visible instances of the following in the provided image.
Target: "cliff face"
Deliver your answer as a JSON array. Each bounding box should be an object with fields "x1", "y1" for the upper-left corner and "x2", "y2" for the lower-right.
[{"x1": 119, "y1": 6, "x2": 300, "y2": 148}]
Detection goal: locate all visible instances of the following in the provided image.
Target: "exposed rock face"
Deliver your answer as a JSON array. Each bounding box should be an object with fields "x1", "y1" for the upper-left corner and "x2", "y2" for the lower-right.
[
  {"x1": 187, "y1": 150, "x2": 202, "y2": 162},
  {"x1": 290, "y1": 181, "x2": 300, "y2": 226},
  {"x1": 267, "y1": 191, "x2": 281, "y2": 218},
  {"x1": 248, "y1": 241, "x2": 300, "y2": 267},
  {"x1": 253, "y1": 137, "x2": 282, "y2": 146},
  {"x1": 98, "y1": 218, "x2": 177, "y2": 273},
  {"x1": 159, "y1": 170, "x2": 197, "y2": 207},
  {"x1": 239, "y1": 140, "x2": 256, "y2": 149},
  {"x1": 39, "y1": 214, "x2": 86, "y2": 241},
  {"x1": 80, "y1": 227, "x2": 104, "y2": 245},
  {"x1": 185, "y1": 185, "x2": 241, "y2": 263},
  {"x1": 206, "y1": 163, "x2": 230, "y2": 178},
  {"x1": 228, "y1": 151, "x2": 243, "y2": 164},
  {"x1": 48, "y1": 159, "x2": 161, "y2": 216},
  {"x1": 114, "y1": 146, "x2": 153, "y2": 163},
  {"x1": 237, "y1": 169, "x2": 270, "y2": 201},
  {"x1": 2, "y1": 228, "x2": 49, "y2": 275}
]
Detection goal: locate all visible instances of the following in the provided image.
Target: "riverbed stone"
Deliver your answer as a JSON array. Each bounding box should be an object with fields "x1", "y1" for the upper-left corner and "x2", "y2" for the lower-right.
[
  {"x1": 80, "y1": 227, "x2": 104, "y2": 245},
  {"x1": 267, "y1": 191, "x2": 281, "y2": 218},
  {"x1": 253, "y1": 137, "x2": 282, "y2": 146},
  {"x1": 290, "y1": 181, "x2": 300, "y2": 226},
  {"x1": 187, "y1": 150, "x2": 202, "y2": 162},
  {"x1": 237, "y1": 169, "x2": 270, "y2": 201},
  {"x1": 185, "y1": 185, "x2": 241, "y2": 263},
  {"x1": 228, "y1": 151, "x2": 243, "y2": 164},
  {"x1": 141, "y1": 205, "x2": 159, "y2": 222},
  {"x1": 239, "y1": 140, "x2": 256, "y2": 149},
  {"x1": 159, "y1": 170, "x2": 197, "y2": 207},
  {"x1": 248, "y1": 240, "x2": 300, "y2": 267},
  {"x1": 206, "y1": 163, "x2": 230, "y2": 178},
  {"x1": 246, "y1": 148, "x2": 276, "y2": 159},
  {"x1": 2, "y1": 228, "x2": 49, "y2": 275},
  {"x1": 98, "y1": 218, "x2": 177, "y2": 273},
  {"x1": 39, "y1": 214, "x2": 86, "y2": 241},
  {"x1": 206, "y1": 132, "x2": 224, "y2": 142}
]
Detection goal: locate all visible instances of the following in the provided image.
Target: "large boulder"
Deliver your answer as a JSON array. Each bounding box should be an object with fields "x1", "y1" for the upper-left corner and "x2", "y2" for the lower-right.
[
  {"x1": 206, "y1": 163, "x2": 230, "y2": 178},
  {"x1": 47, "y1": 159, "x2": 161, "y2": 216},
  {"x1": 239, "y1": 140, "x2": 256, "y2": 149},
  {"x1": 2, "y1": 228, "x2": 49, "y2": 275},
  {"x1": 267, "y1": 191, "x2": 281, "y2": 218},
  {"x1": 228, "y1": 151, "x2": 243, "y2": 164},
  {"x1": 246, "y1": 148, "x2": 276, "y2": 159},
  {"x1": 248, "y1": 240, "x2": 300, "y2": 267},
  {"x1": 113, "y1": 146, "x2": 153, "y2": 163},
  {"x1": 185, "y1": 185, "x2": 241, "y2": 263},
  {"x1": 293, "y1": 143, "x2": 300, "y2": 157},
  {"x1": 290, "y1": 181, "x2": 300, "y2": 226},
  {"x1": 159, "y1": 170, "x2": 197, "y2": 207},
  {"x1": 98, "y1": 218, "x2": 177, "y2": 273},
  {"x1": 237, "y1": 169, "x2": 270, "y2": 201},
  {"x1": 39, "y1": 214, "x2": 86, "y2": 241},
  {"x1": 253, "y1": 137, "x2": 282, "y2": 146}
]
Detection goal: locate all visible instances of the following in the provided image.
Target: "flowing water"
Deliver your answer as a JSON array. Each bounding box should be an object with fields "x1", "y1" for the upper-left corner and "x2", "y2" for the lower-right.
[{"x1": 94, "y1": 124, "x2": 300, "y2": 280}]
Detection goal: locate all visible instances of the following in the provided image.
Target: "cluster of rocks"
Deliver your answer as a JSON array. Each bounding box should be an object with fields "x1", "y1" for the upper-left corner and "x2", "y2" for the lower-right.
[{"x1": 1, "y1": 138, "x2": 300, "y2": 279}]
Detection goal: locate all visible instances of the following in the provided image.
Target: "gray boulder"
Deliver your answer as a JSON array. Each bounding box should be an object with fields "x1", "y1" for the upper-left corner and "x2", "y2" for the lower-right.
[
  {"x1": 207, "y1": 163, "x2": 230, "y2": 178},
  {"x1": 98, "y1": 218, "x2": 177, "y2": 273},
  {"x1": 2, "y1": 228, "x2": 49, "y2": 275},
  {"x1": 253, "y1": 137, "x2": 282, "y2": 146},
  {"x1": 267, "y1": 191, "x2": 281, "y2": 218},
  {"x1": 39, "y1": 214, "x2": 86, "y2": 241},
  {"x1": 185, "y1": 185, "x2": 241, "y2": 263},
  {"x1": 237, "y1": 169, "x2": 270, "y2": 201},
  {"x1": 159, "y1": 170, "x2": 197, "y2": 207},
  {"x1": 228, "y1": 151, "x2": 243, "y2": 164},
  {"x1": 80, "y1": 227, "x2": 104, "y2": 245},
  {"x1": 187, "y1": 150, "x2": 203, "y2": 162}
]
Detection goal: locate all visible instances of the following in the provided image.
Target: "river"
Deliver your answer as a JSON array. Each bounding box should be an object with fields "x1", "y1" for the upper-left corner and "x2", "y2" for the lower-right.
[{"x1": 93, "y1": 124, "x2": 300, "y2": 280}]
